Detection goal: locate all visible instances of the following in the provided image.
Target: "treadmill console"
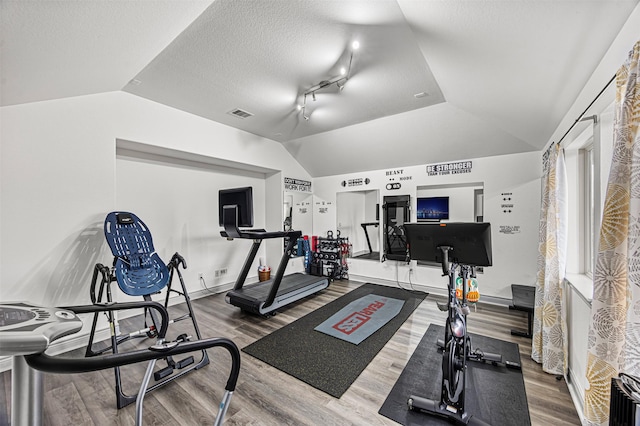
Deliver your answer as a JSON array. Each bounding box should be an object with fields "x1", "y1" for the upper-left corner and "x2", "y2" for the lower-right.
[{"x1": 0, "y1": 303, "x2": 82, "y2": 356}]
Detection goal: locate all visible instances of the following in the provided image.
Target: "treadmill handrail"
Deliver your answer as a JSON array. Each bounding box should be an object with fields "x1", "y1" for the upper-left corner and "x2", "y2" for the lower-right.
[
  {"x1": 220, "y1": 229, "x2": 302, "y2": 240},
  {"x1": 221, "y1": 204, "x2": 302, "y2": 240},
  {"x1": 263, "y1": 234, "x2": 298, "y2": 309},
  {"x1": 361, "y1": 222, "x2": 379, "y2": 254}
]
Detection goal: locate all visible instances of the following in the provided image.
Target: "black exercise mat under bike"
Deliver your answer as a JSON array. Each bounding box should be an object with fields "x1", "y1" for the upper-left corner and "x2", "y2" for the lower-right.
[
  {"x1": 242, "y1": 283, "x2": 427, "y2": 398},
  {"x1": 379, "y1": 323, "x2": 531, "y2": 425}
]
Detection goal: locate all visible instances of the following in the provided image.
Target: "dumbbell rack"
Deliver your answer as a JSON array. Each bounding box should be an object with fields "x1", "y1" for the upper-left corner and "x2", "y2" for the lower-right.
[{"x1": 309, "y1": 230, "x2": 350, "y2": 280}]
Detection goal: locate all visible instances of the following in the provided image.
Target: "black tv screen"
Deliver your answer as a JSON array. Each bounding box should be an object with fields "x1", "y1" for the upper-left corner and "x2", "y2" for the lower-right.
[
  {"x1": 403, "y1": 222, "x2": 492, "y2": 267},
  {"x1": 416, "y1": 196, "x2": 449, "y2": 221},
  {"x1": 218, "y1": 187, "x2": 254, "y2": 228}
]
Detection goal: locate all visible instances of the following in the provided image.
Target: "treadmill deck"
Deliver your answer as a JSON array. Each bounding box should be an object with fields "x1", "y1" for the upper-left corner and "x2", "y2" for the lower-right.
[{"x1": 226, "y1": 273, "x2": 329, "y2": 314}]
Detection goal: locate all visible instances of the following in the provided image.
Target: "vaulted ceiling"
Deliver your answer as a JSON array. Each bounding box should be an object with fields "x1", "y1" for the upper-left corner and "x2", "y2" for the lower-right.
[{"x1": 2, "y1": 0, "x2": 638, "y2": 177}]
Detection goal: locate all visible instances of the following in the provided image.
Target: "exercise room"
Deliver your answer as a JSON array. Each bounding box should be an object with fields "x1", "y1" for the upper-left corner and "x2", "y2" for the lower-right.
[{"x1": 1, "y1": 1, "x2": 639, "y2": 425}]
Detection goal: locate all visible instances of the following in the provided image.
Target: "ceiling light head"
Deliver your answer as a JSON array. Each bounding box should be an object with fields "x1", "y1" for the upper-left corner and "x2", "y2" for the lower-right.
[
  {"x1": 312, "y1": 92, "x2": 316, "y2": 102},
  {"x1": 340, "y1": 67, "x2": 346, "y2": 76},
  {"x1": 352, "y1": 40, "x2": 360, "y2": 50}
]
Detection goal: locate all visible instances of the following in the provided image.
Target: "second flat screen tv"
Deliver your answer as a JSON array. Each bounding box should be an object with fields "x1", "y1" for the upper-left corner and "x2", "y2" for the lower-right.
[{"x1": 416, "y1": 196, "x2": 449, "y2": 221}]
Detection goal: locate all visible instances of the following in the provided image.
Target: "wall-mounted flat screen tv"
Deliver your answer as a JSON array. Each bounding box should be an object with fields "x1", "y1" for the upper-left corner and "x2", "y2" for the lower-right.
[
  {"x1": 218, "y1": 186, "x2": 254, "y2": 228},
  {"x1": 416, "y1": 196, "x2": 449, "y2": 221}
]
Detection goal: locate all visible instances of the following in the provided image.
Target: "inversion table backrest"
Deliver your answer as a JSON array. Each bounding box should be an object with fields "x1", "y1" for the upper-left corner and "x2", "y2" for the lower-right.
[{"x1": 104, "y1": 212, "x2": 169, "y2": 296}]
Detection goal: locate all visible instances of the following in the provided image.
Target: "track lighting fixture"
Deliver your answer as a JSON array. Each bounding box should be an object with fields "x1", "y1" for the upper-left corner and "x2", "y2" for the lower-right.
[
  {"x1": 299, "y1": 93, "x2": 310, "y2": 120},
  {"x1": 298, "y1": 40, "x2": 360, "y2": 121}
]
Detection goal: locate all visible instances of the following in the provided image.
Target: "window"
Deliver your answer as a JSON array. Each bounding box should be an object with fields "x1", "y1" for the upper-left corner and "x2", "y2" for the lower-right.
[{"x1": 583, "y1": 144, "x2": 595, "y2": 277}]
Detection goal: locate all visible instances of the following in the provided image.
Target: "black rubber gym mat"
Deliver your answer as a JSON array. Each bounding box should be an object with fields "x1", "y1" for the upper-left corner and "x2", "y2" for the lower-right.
[
  {"x1": 379, "y1": 323, "x2": 531, "y2": 425},
  {"x1": 242, "y1": 283, "x2": 427, "y2": 398}
]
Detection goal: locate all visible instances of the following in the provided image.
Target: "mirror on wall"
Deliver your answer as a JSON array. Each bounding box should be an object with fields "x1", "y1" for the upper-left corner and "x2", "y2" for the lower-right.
[
  {"x1": 382, "y1": 194, "x2": 410, "y2": 261},
  {"x1": 336, "y1": 189, "x2": 380, "y2": 261},
  {"x1": 284, "y1": 193, "x2": 294, "y2": 231},
  {"x1": 283, "y1": 191, "x2": 313, "y2": 255}
]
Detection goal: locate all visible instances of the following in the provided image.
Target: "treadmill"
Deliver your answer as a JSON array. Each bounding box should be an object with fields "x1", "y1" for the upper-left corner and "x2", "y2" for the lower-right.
[{"x1": 221, "y1": 204, "x2": 329, "y2": 316}]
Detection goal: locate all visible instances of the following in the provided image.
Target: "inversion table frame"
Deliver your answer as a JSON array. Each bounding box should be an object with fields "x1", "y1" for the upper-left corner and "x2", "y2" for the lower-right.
[{"x1": 85, "y1": 211, "x2": 209, "y2": 408}]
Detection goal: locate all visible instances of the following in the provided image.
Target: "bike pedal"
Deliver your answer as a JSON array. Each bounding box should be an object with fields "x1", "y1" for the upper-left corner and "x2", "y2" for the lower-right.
[
  {"x1": 146, "y1": 325, "x2": 158, "y2": 338},
  {"x1": 154, "y1": 366, "x2": 174, "y2": 381},
  {"x1": 176, "y1": 356, "x2": 194, "y2": 369},
  {"x1": 436, "y1": 301, "x2": 448, "y2": 312}
]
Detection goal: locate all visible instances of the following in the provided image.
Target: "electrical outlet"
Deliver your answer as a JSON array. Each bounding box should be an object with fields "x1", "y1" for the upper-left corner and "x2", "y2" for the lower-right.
[
  {"x1": 213, "y1": 268, "x2": 228, "y2": 278},
  {"x1": 198, "y1": 273, "x2": 204, "y2": 280}
]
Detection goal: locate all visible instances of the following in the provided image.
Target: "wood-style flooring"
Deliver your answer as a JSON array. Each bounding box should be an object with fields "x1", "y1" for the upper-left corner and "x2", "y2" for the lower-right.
[{"x1": 0, "y1": 280, "x2": 581, "y2": 425}]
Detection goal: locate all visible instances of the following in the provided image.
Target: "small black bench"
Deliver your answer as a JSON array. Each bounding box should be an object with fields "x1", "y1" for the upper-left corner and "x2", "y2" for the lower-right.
[{"x1": 509, "y1": 284, "x2": 535, "y2": 338}]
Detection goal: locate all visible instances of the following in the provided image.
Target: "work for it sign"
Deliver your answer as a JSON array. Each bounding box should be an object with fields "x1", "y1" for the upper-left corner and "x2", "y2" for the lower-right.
[{"x1": 284, "y1": 177, "x2": 312, "y2": 192}]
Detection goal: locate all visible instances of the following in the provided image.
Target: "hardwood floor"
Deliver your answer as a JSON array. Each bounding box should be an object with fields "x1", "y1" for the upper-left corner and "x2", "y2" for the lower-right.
[{"x1": 0, "y1": 280, "x2": 580, "y2": 425}]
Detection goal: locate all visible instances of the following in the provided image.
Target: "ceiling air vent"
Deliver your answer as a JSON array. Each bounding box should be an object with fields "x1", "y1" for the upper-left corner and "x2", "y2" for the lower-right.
[{"x1": 227, "y1": 108, "x2": 253, "y2": 119}]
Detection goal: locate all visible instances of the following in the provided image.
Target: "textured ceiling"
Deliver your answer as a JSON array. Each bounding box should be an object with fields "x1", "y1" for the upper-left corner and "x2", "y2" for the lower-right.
[
  {"x1": 123, "y1": 0, "x2": 445, "y2": 142},
  {"x1": 2, "y1": 0, "x2": 639, "y2": 177},
  {"x1": 0, "y1": 0, "x2": 212, "y2": 105}
]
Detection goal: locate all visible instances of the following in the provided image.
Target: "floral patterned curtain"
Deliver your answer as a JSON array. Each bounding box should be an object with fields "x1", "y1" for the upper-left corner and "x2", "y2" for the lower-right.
[
  {"x1": 532, "y1": 142, "x2": 569, "y2": 375},
  {"x1": 584, "y1": 40, "x2": 640, "y2": 426}
]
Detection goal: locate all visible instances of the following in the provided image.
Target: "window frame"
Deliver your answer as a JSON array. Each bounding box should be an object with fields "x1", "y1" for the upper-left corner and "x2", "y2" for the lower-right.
[{"x1": 582, "y1": 143, "x2": 595, "y2": 278}]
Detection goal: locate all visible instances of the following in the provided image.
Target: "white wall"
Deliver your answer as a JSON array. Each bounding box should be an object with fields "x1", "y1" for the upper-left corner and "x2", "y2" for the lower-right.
[
  {"x1": 115, "y1": 154, "x2": 267, "y2": 297},
  {"x1": 0, "y1": 91, "x2": 312, "y2": 361},
  {"x1": 313, "y1": 151, "x2": 541, "y2": 301}
]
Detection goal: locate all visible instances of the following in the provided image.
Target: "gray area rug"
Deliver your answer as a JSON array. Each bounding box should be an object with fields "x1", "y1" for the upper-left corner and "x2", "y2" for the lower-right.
[
  {"x1": 379, "y1": 323, "x2": 531, "y2": 425},
  {"x1": 242, "y1": 283, "x2": 427, "y2": 398}
]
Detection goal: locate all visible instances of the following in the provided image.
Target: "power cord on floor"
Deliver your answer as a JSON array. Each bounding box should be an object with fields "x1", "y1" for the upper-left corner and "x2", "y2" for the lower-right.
[
  {"x1": 396, "y1": 260, "x2": 418, "y2": 293},
  {"x1": 200, "y1": 275, "x2": 216, "y2": 294}
]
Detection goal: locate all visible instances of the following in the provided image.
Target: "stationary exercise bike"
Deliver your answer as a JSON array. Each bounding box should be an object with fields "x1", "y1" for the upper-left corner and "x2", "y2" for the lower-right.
[
  {"x1": 407, "y1": 249, "x2": 489, "y2": 425},
  {"x1": 404, "y1": 222, "x2": 519, "y2": 425}
]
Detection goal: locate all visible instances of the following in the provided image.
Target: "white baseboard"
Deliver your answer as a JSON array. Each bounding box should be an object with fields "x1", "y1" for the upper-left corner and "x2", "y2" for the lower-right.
[
  {"x1": 0, "y1": 281, "x2": 235, "y2": 373},
  {"x1": 567, "y1": 367, "x2": 587, "y2": 425}
]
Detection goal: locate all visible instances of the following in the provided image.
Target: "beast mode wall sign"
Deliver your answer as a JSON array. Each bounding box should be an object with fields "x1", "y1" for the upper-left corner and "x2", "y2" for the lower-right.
[
  {"x1": 426, "y1": 161, "x2": 473, "y2": 176},
  {"x1": 385, "y1": 168, "x2": 412, "y2": 190}
]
